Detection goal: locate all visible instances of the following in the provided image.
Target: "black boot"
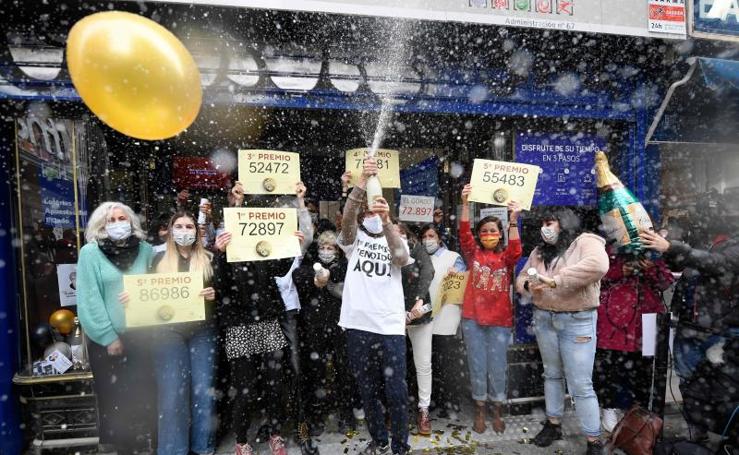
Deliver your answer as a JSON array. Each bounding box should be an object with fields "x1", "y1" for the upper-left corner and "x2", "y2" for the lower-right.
[
  {"x1": 585, "y1": 439, "x2": 604, "y2": 455},
  {"x1": 532, "y1": 420, "x2": 563, "y2": 447},
  {"x1": 298, "y1": 422, "x2": 320, "y2": 455}
]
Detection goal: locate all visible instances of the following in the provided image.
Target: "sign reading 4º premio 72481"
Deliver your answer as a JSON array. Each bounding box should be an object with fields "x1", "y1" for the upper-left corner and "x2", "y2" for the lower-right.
[{"x1": 469, "y1": 159, "x2": 541, "y2": 210}]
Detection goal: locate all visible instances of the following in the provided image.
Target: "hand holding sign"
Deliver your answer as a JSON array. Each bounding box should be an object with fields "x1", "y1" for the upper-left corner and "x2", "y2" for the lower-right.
[
  {"x1": 469, "y1": 159, "x2": 541, "y2": 210},
  {"x1": 223, "y1": 207, "x2": 301, "y2": 262},
  {"x1": 238, "y1": 150, "x2": 301, "y2": 195}
]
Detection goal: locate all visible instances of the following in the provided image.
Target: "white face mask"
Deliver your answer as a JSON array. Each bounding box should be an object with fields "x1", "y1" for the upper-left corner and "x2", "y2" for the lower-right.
[
  {"x1": 423, "y1": 239, "x2": 440, "y2": 255},
  {"x1": 106, "y1": 221, "x2": 132, "y2": 241},
  {"x1": 172, "y1": 229, "x2": 197, "y2": 247},
  {"x1": 362, "y1": 215, "x2": 384, "y2": 234},
  {"x1": 318, "y1": 248, "x2": 337, "y2": 264},
  {"x1": 541, "y1": 226, "x2": 560, "y2": 245}
]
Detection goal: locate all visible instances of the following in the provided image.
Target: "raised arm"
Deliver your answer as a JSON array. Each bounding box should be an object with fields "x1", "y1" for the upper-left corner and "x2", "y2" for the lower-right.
[
  {"x1": 340, "y1": 158, "x2": 378, "y2": 245},
  {"x1": 295, "y1": 181, "x2": 314, "y2": 254}
]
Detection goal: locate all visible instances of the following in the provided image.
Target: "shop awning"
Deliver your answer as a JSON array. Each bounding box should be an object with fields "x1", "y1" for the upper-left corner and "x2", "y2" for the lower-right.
[{"x1": 646, "y1": 57, "x2": 739, "y2": 145}]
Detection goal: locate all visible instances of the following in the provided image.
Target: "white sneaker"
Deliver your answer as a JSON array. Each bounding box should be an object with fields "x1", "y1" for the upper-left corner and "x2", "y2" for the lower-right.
[
  {"x1": 601, "y1": 408, "x2": 619, "y2": 433},
  {"x1": 353, "y1": 407, "x2": 366, "y2": 420}
]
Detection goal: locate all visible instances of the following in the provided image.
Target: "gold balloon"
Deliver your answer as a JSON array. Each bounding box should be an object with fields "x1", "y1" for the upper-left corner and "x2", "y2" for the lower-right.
[
  {"x1": 66, "y1": 11, "x2": 202, "y2": 140},
  {"x1": 49, "y1": 309, "x2": 76, "y2": 336}
]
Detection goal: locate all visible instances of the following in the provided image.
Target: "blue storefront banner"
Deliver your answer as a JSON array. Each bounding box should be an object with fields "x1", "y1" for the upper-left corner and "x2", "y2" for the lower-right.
[
  {"x1": 400, "y1": 156, "x2": 439, "y2": 197},
  {"x1": 39, "y1": 170, "x2": 76, "y2": 229},
  {"x1": 515, "y1": 132, "x2": 605, "y2": 207},
  {"x1": 693, "y1": 0, "x2": 739, "y2": 37}
]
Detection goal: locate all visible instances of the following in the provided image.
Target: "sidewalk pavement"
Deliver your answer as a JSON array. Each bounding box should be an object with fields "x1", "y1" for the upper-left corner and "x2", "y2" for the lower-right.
[{"x1": 215, "y1": 404, "x2": 691, "y2": 455}]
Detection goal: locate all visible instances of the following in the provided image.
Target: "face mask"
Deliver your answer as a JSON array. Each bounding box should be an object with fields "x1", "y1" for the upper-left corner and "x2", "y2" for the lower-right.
[
  {"x1": 480, "y1": 233, "x2": 501, "y2": 249},
  {"x1": 423, "y1": 239, "x2": 440, "y2": 255},
  {"x1": 318, "y1": 248, "x2": 336, "y2": 264},
  {"x1": 541, "y1": 226, "x2": 560, "y2": 244},
  {"x1": 106, "y1": 221, "x2": 132, "y2": 241},
  {"x1": 172, "y1": 229, "x2": 197, "y2": 247},
  {"x1": 362, "y1": 215, "x2": 384, "y2": 234}
]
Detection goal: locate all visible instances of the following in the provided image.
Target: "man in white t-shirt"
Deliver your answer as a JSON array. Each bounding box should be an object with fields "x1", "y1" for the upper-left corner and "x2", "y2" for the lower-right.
[{"x1": 338, "y1": 158, "x2": 412, "y2": 455}]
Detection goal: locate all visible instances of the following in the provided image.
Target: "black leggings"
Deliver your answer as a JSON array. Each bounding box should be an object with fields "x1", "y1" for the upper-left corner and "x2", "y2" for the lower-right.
[{"x1": 229, "y1": 349, "x2": 286, "y2": 444}]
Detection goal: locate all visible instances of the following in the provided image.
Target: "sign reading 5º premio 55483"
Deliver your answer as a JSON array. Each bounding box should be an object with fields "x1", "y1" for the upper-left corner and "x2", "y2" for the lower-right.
[
  {"x1": 238, "y1": 150, "x2": 301, "y2": 195},
  {"x1": 223, "y1": 207, "x2": 301, "y2": 262},
  {"x1": 124, "y1": 272, "x2": 204, "y2": 327},
  {"x1": 469, "y1": 159, "x2": 541, "y2": 210}
]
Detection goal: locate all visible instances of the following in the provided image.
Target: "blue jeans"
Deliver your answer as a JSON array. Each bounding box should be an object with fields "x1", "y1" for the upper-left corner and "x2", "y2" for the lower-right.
[
  {"x1": 152, "y1": 323, "x2": 218, "y2": 455},
  {"x1": 461, "y1": 319, "x2": 511, "y2": 403},
  {"x1": 533, "y1": 309, "x2": 601, "y2": 438},
  {"x1": 346, "y1": 329, "x2": 409, "y2": 454}
]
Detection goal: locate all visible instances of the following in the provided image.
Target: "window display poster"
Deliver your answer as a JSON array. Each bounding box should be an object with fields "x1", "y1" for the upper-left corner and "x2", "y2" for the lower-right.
[
  {"x1": 400, "y1": 156, "x2": 439, "y2": 197},
  {"x1": 515, "y1": 133, "x2": 605, "y2": 207},
  {"x1": 56, "y1": 264, "x2": 77, "y2": 307},
  {"x1": 39, "y1": 172, "x2": 76, "y2": 229}
]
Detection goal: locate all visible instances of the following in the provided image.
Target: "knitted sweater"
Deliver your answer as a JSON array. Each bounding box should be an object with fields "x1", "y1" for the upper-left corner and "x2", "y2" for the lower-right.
[{"x1": 76, "y1": 242, "x2": 153, "y2": 346}]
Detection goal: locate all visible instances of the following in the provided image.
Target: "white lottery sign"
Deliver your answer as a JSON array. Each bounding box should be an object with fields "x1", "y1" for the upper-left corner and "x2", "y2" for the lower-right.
[{"x1": 399, "y1": 195, "x2": 435, "y2": 223}]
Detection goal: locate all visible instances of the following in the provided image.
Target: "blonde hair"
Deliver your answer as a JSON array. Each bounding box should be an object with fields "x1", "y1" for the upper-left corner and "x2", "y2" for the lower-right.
[
  {"x1": 156, "y1": 212, "x2": 213, "y2": 282},
  {"x1": 317, "y1": 230, "x2": 338, "y2": 248},
  {"x1": 85, "y1": 202, "x2": 146, "y2": 244}
]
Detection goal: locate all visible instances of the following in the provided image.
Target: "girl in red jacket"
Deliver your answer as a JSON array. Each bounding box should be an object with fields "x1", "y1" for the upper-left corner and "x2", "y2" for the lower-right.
[
  {"x1": 459, "y1": 183, "x2": 522, "y2": 435},
  {"x1": 593, "y1": 245, "x2": 674, "y2": 433}
]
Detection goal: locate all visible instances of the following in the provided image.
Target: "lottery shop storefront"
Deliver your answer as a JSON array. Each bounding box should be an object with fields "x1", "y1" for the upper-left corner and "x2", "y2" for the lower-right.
[{"x1": 0, "y1": 1, "x2": 682, "y2": 451}]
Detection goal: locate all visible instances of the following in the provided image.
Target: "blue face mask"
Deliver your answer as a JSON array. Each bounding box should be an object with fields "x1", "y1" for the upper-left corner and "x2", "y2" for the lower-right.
[{"x1": 106, "y1": 221, "x2": 132, "y2": 241}]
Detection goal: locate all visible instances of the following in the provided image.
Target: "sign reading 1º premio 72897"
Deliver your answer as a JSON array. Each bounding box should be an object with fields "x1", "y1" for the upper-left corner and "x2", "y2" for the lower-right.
[{"x1": 223, "y1": 207, "x2": 301, "y2": 262}]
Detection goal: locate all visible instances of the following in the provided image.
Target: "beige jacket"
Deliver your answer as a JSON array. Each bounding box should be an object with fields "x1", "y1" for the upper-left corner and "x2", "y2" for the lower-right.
[{"x1": 515, "y1": 233, "x2": 609, "y2": 312}]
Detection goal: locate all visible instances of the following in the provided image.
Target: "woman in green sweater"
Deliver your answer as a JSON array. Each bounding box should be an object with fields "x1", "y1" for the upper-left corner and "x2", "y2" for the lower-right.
[{"x1": 76, "y1": 201, "x2": 154, "y2": 455}]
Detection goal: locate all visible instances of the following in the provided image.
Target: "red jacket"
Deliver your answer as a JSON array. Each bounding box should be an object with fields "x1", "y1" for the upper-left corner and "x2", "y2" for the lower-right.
[
  {"x1": 597, "y1": 247, "x2": 674, "y2": 352},
  {"x1": 460, "y1": 221, "x2": 522, "y2": 327}
]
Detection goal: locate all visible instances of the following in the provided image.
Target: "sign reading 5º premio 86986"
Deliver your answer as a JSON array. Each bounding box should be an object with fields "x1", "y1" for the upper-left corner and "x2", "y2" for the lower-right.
[
  {"x1": 223, "y1": 207, "x2": 301, "y2": 262},
  {"x1": 124, "y1": 272, "x2": 204, "y2": 327},
  {"x1": 469, "y1": 159, "x2": 542, "y2": 210},
  {"x1": 238, "y1": 150, "x2": 301, "y2": 195}
]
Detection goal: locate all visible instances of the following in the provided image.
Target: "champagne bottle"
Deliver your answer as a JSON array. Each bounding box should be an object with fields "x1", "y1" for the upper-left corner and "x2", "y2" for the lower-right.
[
  {"x1": 595, "y1": 151, "x2": 653, "y2": 252},
  {"x1": 68, "y1": 317, "x2": 86, "y2": 370},
  {"x1": 365, "y1": 174, "x2": 383, "y2": 204}
]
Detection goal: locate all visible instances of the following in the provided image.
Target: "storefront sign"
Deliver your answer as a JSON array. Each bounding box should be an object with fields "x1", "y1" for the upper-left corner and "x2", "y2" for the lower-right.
[
  {"x1": 469, "y1": 159, "x2": 541, "y2": 210},
  {"x1": 515, "y1": 133, "x2": 604, "y2": 207},
  {"x1": 431, "y1": 271, "x2": 469, "y2": 316},
  {"x1": 649, "y1": 0, "x2": 687, "y2": 34},
  {"x1": 223, "y1": 207, "x2": 301, "y2": 262},
  {"x1": 123, "y1": 272, "x2": 205, "y2": 327},
  {"x1": 399, "y1": 195, "x2": 435, "y2": 223},
  {"x1": 39, "y1": 173, "x2": 76, "y2": 229},
  {"x1": 156, "y1": 0, "x2": 684, "y2": 39},
  {"x1": 400, "y1": 156, "x2": 439, "y2": 197},
  {"x1": 173, "y1": 156, "x2": 232, "y2": 190},
  {"x1": 238, "y1": 150, "x2": 301, "y2": 195},
  {"x1": 692, "y1": 0, "x2": 739, "y2": 38},
  {"x1": 56, "y1": 264, "x2": 77, "y2": 307},
  {"x1": 345, "y1": 148, "x2": 401, "y2": 188}
]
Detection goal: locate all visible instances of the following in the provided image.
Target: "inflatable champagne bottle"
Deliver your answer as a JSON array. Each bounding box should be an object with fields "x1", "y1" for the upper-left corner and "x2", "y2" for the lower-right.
[{"x1": 595, "y1": 151, "x2": 653, "y2": 252}]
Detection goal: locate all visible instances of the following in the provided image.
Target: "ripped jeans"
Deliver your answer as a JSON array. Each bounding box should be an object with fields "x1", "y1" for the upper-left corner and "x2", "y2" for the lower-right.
[{"x1": 533, "y1": 308, "x2": 601, "y2": 438}]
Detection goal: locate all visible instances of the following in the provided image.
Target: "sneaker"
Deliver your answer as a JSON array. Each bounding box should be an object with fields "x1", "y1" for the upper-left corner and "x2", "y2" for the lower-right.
[
  {"x1": 235, "y1": 443, "x2": 254, "y2": 455},
  {"x1": 268, "y1": 435, "x2": 287, "y2": 455},
  {"x1": 532, "y1": 420, "x2": 563, "y2": 447},
  {"x1": 601, "y1": 408, "x2": 619, "y2": 433},
  {"x1": 359, "y1": 441, "x2": 391, "y2": 455},
  {"x1": 353, "y1": 407, "x2": 366, "y2": 421},
  {"x1": 417, "y1": 407, "x2": 432, "y2": 436},
  {"x1": 585, "y1": 439, "x2": 604, "y2": 455}
]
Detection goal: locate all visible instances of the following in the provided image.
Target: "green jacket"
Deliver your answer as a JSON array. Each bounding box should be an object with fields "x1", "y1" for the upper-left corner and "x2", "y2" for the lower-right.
[{"x1": 76, "y1": 241, "x2": 153, "y2": 346}]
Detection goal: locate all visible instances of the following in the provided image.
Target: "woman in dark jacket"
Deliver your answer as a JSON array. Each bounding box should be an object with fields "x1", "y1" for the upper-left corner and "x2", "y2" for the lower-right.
[
  {"x1": 397, "y1": 223, "x2": 435, "y2": 436},
  {"x1": 292, "y1": 230, "x2": 360, "y2": 432},
  {"x1": 213, "y1": 228, "x2": 304, "y2": 455}
]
